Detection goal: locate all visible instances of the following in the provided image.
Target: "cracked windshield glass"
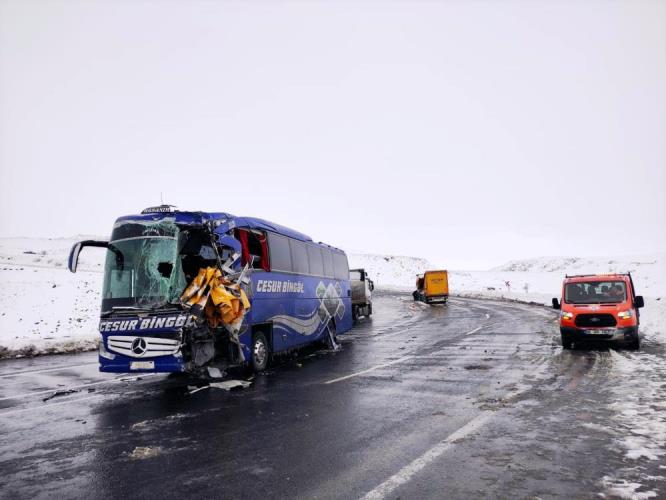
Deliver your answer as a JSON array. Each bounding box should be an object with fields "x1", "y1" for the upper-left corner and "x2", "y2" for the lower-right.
[{"x1": 101, "y1": 220, "x2": 186, "y2": 311}]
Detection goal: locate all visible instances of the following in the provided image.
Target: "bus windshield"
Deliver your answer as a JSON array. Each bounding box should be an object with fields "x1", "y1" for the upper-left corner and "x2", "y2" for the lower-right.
[
  {"x1": 101, "y1": 221, "x2": 187, "y2": 312},
  {"x1": 564, "y1": 281, "x2": 627, "y2": 304}
]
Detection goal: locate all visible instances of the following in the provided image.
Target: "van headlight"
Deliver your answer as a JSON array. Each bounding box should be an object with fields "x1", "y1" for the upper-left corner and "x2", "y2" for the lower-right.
[
  {"x1": 618, "y1": 310, "x2": 633, "y2": 320},
  {"x1": 561, "y1": 311, "x2": 574, "y2": 320}
]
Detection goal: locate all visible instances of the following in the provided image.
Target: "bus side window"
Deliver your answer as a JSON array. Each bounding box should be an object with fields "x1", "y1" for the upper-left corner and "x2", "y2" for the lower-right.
[
  {"x1": 307, "y1": 245, "x2": 324, "y2": 277},
  {"x1": 322, "y1": 249, "x2": 334, "y2": 278},
  {"x1": 289, "y1": 239, "x2": 310, "y2": 275},
  {"x1": 237, "y1": 229, "x2": 269, "y2": 271},
  {"x1": 267, "y1": 232, "x2": 292, "y2": 272},
  {"x1": 332, "y1": 252, "x2": 349, "y2": 280}
]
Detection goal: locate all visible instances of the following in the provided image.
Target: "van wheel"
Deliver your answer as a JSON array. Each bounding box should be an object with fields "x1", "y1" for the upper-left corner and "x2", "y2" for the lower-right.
[
  {"x1": 251, "y1": 332, "x2": 269, "y2": 372},
  {"x1": 627, "y1": 338, "x2": 640, "y2": 351},
  {"x1": 561, "y1": 334, "x2": 573, "y2": 350}
]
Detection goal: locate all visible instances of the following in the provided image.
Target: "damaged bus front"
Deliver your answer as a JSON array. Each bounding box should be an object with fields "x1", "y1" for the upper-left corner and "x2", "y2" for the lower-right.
[{"x1": 69, "y1": 206, "x2": 353, "y2": 376}]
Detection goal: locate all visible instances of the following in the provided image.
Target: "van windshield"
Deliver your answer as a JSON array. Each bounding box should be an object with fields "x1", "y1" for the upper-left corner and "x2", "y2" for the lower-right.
[
  {"x1": 564, "y1": 281, "x2": 627, "y2": 304},
  {"x1": 101, "y1": 220, "x2": 187, "y2": 312}
]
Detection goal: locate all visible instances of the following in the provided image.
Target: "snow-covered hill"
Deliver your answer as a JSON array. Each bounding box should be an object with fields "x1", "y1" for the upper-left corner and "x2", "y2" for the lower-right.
[
  {"x1": 455, "y1": 253, "x2": 666, "y2": 298},
  {"x1": 347, "y1": 253, "x2": 433, "y2": 290},
  {"x1": 452, "y1": 254, "x2": 666, "y2": 344},
  {"x1": 0, "y1": 236, "x2": 108, "y2": 272}
]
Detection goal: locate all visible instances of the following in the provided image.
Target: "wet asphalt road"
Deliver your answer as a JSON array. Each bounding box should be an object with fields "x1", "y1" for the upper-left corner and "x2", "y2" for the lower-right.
[{"x1": 1, "y1": 293, "x2": 665, "y2": 499}]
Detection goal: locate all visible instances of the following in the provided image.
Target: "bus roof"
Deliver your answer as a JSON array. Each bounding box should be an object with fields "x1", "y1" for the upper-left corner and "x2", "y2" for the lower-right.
[{"x1": 115, "y1": 207, "x2": 344, "y2": 252}]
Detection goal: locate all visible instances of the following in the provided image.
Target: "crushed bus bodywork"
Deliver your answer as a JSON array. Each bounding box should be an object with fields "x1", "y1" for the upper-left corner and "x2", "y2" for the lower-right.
[{"x1": 69, "y1": 205, "x2": 352, "y2": 377}]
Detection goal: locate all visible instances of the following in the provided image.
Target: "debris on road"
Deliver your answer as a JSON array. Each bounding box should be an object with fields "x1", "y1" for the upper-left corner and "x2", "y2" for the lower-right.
[
  {"x1": 187, "y1": 385, "x2": 209, "y2": 395},
  {"x1": 42, "y1": 388, "x2": 78, "y2": 402},
  {"x1": 464, "y1": 364, "x2": 490, "y2": 370},
  {"x1": 128, "y1": 446, "x2": 164, "y2": 460},
  {"x1": 209, "y1": 380, "x2": 252, "y2": 391}
]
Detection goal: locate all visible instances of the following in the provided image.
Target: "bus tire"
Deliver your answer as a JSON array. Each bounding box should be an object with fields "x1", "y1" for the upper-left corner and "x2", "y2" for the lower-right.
[
  {"x1": 326, "y1": 319, "x2": 338, "y2": 349},
  {"x1": 251, "y1": 331, "x2": 270, "y2": 372}
]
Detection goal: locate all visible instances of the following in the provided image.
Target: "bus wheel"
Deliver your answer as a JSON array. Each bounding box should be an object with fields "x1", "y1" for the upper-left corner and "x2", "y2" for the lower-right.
[
  {"x1": 326, "y1": 320, "x2": 340, "y2": 351},
  {"x1": 251, "y1": 332, "x2": 269, "y2": 372}
]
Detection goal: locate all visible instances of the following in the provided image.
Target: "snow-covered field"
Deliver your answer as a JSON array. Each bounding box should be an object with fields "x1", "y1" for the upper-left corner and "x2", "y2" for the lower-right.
[
  {"x1": 347, "y1": 253, "x2": 432, "y2": 289},
  {"x1": 0, "y1": 237, "x2": 106, "y2": 357},
  {"x1": 0, "y1": 237, "x2": 664, "y2": 356},
  {"x1": 448, "y1": 254, "x2": 666, "y2": 345}
]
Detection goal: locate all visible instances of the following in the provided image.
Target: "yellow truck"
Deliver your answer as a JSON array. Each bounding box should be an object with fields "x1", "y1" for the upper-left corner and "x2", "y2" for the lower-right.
[{"x1": 413, "y1": 270, "x2": 449, "y2": 304}]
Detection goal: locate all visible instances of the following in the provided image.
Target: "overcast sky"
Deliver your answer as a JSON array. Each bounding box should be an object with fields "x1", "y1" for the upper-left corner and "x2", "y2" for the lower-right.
[{"x1": 0, "y1": 0, "x2": 664, "y2": 269}]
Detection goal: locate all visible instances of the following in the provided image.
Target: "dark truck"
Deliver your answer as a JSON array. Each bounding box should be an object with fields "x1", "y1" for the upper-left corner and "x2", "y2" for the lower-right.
[{"x1": 349, "y1": 268, "x2": 374, "y2": 320}]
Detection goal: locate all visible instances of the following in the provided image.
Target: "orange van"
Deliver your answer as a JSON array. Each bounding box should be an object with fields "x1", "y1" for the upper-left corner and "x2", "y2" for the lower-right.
[{"x1": 552, "y1": 273, "x2": 644, "y2": 349}]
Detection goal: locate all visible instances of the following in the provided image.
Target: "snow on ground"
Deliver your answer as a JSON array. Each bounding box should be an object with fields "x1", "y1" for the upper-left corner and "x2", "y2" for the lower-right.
[
  {"x1": 0, "y1": 237, "x2": 105, "y2": 357},
  {"x1": 449, "y1": 254, "x2": 666, "y2": 490}
]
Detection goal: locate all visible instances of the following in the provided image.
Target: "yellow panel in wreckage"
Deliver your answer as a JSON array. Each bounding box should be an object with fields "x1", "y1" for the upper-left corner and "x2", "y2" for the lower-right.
[{"x1": 181, "y1": 267, "x2": 251, "y2": 328}]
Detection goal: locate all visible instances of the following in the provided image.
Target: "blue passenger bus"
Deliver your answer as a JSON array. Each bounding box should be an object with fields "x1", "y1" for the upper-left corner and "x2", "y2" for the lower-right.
[{"x1": 68, "y1": 206, "x2": 352, "y2": 376}]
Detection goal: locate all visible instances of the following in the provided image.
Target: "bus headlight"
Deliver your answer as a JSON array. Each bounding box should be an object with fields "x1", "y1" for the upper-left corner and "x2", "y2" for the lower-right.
[
  {"x1": 99, "y1": 340, "x2": 116, "y2": 360},
  {"x1": 561, "y1": 311, "x2": 574, "y2": 321},
  {"x1": 618, "y1": 310, "x2": 633, "y2": 320}
]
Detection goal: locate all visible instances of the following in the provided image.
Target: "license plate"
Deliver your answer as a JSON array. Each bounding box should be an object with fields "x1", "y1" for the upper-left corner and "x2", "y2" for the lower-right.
[
  {"x1": 130, "y1": 361, "x2": 155, "y2": 370},
  {"x1": 586, "y1": 329, "x2": 614, "y2": 336}
]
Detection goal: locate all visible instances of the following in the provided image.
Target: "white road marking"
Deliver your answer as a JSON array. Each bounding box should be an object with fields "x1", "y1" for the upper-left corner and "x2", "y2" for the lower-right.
[
  {"x1": 0, "y1": 394, "x2": 105, "y2": 417},
  {"x1": 464, "y1": 326, "x2": 484, "y2": 336},
  {"x1": 360, "y1": 412, "x2": 494, "y2": 500},
  {"x1": 326, "y1": 323, "x2": 500, "y2": 384},
  {"x1": 324, "y1": 356, "x2": 413, "y2": 384},
  {"x1": 0, "y1": 362, "x2": 98, "y2": 379}
]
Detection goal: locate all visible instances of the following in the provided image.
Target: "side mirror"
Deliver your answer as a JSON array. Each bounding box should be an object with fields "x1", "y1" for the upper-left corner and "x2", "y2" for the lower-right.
[
  {"x1": 68, "y1": 240, "x2": 110, "y2": 273},
  {"x1": 552, "y1": 298, "x2": 561, "y2": 310},
  {"x1": 68, "y1": 242, "x2": 83, "y2": 273},
  {"x1": 635, "y1": 296, "x2": 645, "y2": 308},
  {"x1": 369, "y1": 280, "x2": 375, "y2": 292}
]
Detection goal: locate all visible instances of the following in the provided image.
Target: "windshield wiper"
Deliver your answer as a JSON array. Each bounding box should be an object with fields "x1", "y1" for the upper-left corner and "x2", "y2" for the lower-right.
[{"x1": 101, "y1": 305, "x2": 153, "y2": 316}]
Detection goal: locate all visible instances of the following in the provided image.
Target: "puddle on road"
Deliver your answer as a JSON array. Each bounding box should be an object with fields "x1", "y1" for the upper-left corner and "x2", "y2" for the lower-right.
[
  {"x1": 128, "y1": 446, "x2": 164, "y2": 460},
  {"x1": 464, "y1": 364, "x2": 491, "y2": 371}
]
